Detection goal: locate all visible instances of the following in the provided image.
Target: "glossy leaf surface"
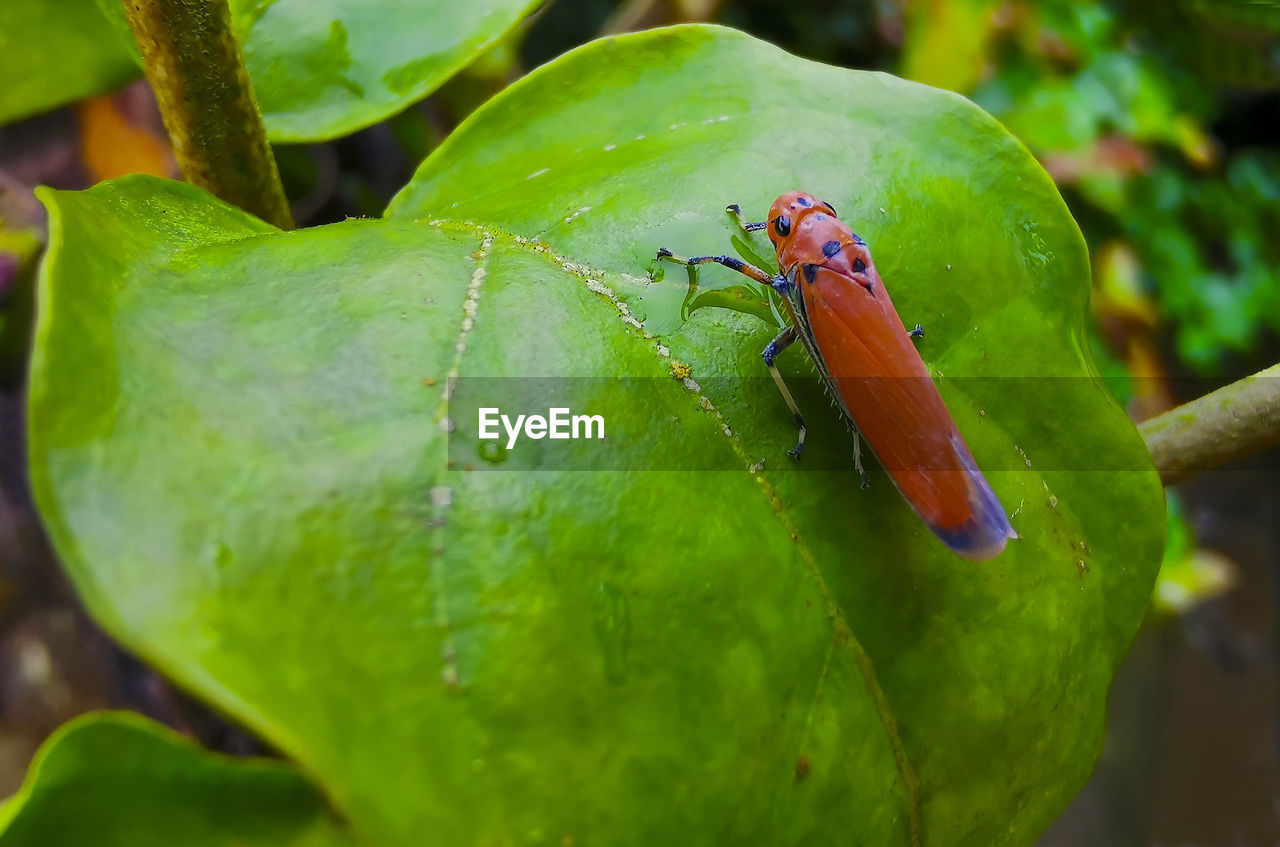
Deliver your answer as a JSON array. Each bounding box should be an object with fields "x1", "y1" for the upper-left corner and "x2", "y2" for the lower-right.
[{"x1": 29, "y1": 25, "x2": 1164, "y2": 847}]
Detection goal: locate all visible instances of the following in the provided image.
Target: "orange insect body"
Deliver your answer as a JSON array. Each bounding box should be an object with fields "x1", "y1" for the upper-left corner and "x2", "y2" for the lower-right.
[
  {"x1": 657, "y1": 192, "x2": 1015, "y2": 560},
  {"x1": 764, "y1": 191, "x2": 1015, "y2": 560}
]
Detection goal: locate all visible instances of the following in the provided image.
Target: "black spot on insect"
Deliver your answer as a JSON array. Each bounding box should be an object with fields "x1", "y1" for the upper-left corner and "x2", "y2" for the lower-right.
[
  {"x1": 822, "y1": 201, "x2": 838, "y2": 216},
  {"x1": 802, "y1": 264, "x2": 818, "y2": 284},
  {"x1": 796, "y1": 196, "x2": 813, "y2": 207},
  {"x1": 773, "y1": 215, "x2": 791, "y2": 237},
  {"x1": 852, "y1": 257, "x2": 866, "y2": 272},
  {"x1": 813, "y1": 214, "x2": 827, "y2": 222},
  {"x1": 822, "y1": 240, "x2": 842, "y2": 258}
]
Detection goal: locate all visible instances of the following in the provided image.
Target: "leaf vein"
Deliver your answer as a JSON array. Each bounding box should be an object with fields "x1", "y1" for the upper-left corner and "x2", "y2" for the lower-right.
[{"x1": 426, "y1": 227, "x2": 494, "y2": 690}]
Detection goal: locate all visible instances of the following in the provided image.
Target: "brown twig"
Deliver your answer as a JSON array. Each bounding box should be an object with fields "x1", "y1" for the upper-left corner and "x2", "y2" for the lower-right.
[
  {"x1": 121, "y1": 0, "x2": 293, "y2": 229},
  {"x1": 1140, "y1": 364, "x2": 1280, "y2": 485}
]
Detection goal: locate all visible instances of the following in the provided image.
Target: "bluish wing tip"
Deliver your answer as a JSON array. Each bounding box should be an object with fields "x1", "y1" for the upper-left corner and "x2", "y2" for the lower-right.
[
  {"x1": 929, "y1": 479, "x2": 1017, "y2": 562},
  {"x1": 931, "y1": 519, "x2": 1013, "y2": 562},
  {"x1": 934, "y1": 437, "x2": 1019, "y2": 560}
]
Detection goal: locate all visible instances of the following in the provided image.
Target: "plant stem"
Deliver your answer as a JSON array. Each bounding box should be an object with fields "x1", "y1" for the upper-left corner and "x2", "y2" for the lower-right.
[
  {"x1": 121, "y1": 0, "x2": 293, "y2": 229},
  {"x1": 1140, "y1": 363, "x2": 1280, "y2": 485}
]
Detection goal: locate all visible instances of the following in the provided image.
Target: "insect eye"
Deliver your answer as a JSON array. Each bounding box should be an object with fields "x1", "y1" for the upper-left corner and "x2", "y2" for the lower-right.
[
  {"x1": 773, "y1": 215, "x2": 792, "y2": 237},
  {"x1": 852, "y1": 258, "x2": 866, "y2": 273}
]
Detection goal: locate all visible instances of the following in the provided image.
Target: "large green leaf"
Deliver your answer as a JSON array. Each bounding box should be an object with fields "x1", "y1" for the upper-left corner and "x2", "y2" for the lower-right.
[
  {"x1": 384, "y1": 23, "x2": 1167, "y2": 842},
  {"x1": 0, "y1": 712, "x2": 350, "y2": 846},
  {"x1": 0, "y1": 0, "x2": 138, "y2": 123},
  {"x1": 28, "y1": 24, "x2": 1163, "y2": 847},
  {"x1": 231, "y1": 0, "x2": 540, "y2": 141}
]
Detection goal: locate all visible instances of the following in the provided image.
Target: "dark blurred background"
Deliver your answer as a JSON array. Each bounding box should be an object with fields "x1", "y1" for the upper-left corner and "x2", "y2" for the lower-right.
[{"x1": 1, "y1": 1, "x2": 1278, "y2": 843}]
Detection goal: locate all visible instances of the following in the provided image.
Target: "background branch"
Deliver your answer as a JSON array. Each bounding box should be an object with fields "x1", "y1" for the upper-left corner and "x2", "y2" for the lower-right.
[
  {"x1": 1141, "y1": 363, "x2": 1280, "y2": 485},
  {"x1": 122, "y1": 0, "x2": 293, "y2": 229}
]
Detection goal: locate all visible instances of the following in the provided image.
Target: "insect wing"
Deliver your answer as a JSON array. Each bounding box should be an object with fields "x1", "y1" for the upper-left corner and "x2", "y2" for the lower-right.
[{"x1": 800, "y1": 263, "x2": 1015, "y2": 561}]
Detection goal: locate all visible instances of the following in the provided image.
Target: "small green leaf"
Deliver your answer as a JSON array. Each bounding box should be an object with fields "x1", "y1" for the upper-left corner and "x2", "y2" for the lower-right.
[
  {"x1": 2, "y1": 0, "x2": 542, "y2": 142},
  {"x1": 231, "y1": 0, "x2": 543, "y2": 141},
  {"x1": 0, "y1": 0, "x2": 138, "y2": 123},
  {"x1": 0, "y1": 713, "x2": 351, "y2": 847}
]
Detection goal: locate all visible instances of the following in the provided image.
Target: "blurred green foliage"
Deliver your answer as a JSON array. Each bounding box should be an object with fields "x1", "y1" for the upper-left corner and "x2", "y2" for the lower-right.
[{"x1": 962, "y1": 0, "x2": 1280, "y2": 373}]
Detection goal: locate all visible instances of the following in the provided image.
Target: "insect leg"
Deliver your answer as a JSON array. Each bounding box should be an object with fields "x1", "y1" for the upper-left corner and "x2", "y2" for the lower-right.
[
  {"x1": 908, "y1": 324, "x2": 924, "y2": 339},
  {"x1": 655, "y1": 248, "x2": 778, "y2": 286},
  {"x1": 850, "y1": 427, "x2": 870, "y2": 489},
  {"x1": 725, "y1": 203, "x2": 768, "y2": 233},
  {"x1": 761, "y1": 325, "x2": 807, "y2": 460}
]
